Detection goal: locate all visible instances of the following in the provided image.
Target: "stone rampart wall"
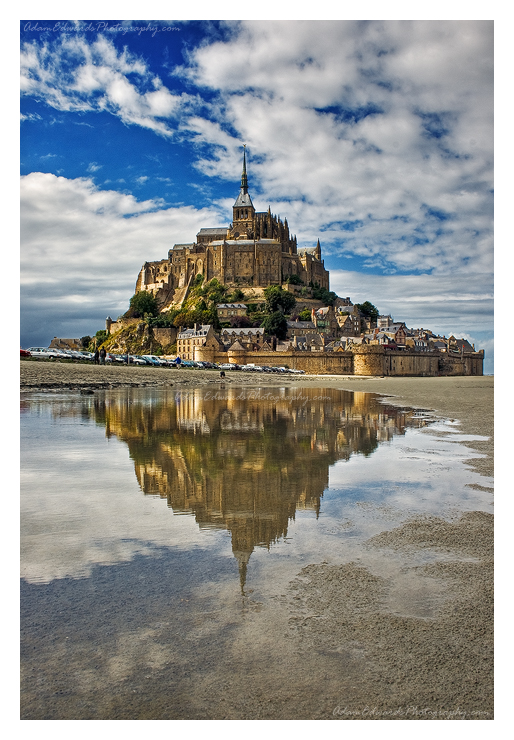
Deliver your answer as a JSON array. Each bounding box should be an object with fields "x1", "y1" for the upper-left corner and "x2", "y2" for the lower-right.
[
  {"x1": 195, "y1": 343, "x2": 483, "y2": 376},
  {"x1": 108, "y1": 317, "x2": 140, "y2": 334}
]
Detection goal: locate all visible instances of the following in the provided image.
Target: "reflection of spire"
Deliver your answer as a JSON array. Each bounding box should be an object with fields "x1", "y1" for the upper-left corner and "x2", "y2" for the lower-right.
[{"x1": 233, "y1": 549, "x2": 251, "y2": 594}]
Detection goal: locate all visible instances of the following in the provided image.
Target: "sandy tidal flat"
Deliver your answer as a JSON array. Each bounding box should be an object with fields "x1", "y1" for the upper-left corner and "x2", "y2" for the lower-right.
[{"x1": 20, "y1": 361, "x2": 494, "y2": 719}]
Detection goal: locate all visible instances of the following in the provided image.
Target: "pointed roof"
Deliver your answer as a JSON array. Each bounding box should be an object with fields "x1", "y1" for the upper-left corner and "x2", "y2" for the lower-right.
[{"x1": 234, "y1": 145, "x2": 254, "y2": 208}]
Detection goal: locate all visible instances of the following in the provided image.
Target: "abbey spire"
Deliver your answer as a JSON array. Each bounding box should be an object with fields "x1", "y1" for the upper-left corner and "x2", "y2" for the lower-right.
[
  {"x1": 232, "y1": 146, "x2": 255, "y2": 236},
  {"x1": 233, "y1": 145, "x2": 254, "y2": 210},
  {"x1": 241, "y1": 144, "x2": 248, "y2": 193}
]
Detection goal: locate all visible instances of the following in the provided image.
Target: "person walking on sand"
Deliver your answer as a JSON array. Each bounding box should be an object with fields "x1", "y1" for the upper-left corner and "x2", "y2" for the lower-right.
[
  {"x1": 99, "y1": 347, "x2": 106, "y2": 365},
  {"x1": 94, "y1": 348, "x2": 100, "y2": 365}
]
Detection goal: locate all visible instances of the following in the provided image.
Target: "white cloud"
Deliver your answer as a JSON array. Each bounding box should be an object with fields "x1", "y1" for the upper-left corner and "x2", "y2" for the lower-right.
[
  {"x1": 20, "y1": 111, "x2": 42, "y2": 122},
  {"x1": 20, "y1": 173, "x2": 224, "y2": 342},
  {"x1": 179, "y1": 20, "x2": 493, "y2": 278},
  {"x1": 20, "y1": 34, "x2": 191, "y2": 137}
]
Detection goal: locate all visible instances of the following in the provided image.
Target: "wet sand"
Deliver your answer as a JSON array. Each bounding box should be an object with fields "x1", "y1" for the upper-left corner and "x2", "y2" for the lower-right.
[{"x1": 20, "y1": 361, "x2": 494, "y2": 719}]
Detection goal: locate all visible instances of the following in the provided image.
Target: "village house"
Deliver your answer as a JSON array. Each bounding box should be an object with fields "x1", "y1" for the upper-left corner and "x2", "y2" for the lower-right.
[
  {"x1": 365, "y1": 331, "x2": 397, "y2": 347},
  {"x1": 177, "y1": 324, "x2": 221, "y2": 361},
  {"x1": 312, "y1": 306, "x2": 339, "y2": 335},
  {"x1": 377, "y1": 314, "x2": 394, "y2": 329},
  {"x1": 373, "y1": 322, "x2": 407, "y2": 346},
  {"x1": 287, "y1": 320, "x2": 317, "y2": 339},
  {"x1": 221, "y1": 327, "x2": 265, "y2": 349},
  {"x1": 405, "y1": 336, "x2": 430, "y2": 351},
  {"x1": 216, "y1": 303, "x2": 248, "y2": 319}
]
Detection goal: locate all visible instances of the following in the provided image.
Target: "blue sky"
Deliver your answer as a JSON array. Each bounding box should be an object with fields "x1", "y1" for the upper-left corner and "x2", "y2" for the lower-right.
[{"x1": 20, "y1": 19, "x2": 494, "y2": 370}]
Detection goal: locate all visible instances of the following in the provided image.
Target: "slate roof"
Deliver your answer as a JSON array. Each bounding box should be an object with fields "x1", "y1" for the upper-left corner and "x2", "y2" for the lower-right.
[
  {"x1": 178, "y1": 325, "x2": 212, "y2": 339},
  {"x1": 287, "y1": 320, "x2": 316, "y2": 329},
  {"x1": 217, "y1": 303, "x2": 247, "y2": 309},
  {"x1": 233, "y1": 191, "x2": 254, "y2": 208},
  {"x1": 221, "y1": 327, "x2": 264, "y2": 336},
  {"x1": 209, "y1": 239, "x2": 279, "y2": 246}
]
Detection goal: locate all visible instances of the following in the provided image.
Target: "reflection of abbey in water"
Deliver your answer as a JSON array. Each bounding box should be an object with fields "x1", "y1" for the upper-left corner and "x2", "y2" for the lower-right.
[{"x1": 67, "y1": 387, "x2": 424, "y2": 590}]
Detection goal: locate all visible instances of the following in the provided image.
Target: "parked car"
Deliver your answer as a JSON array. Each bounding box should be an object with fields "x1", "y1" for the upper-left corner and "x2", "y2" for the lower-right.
[
  {"x1": 142, "y1": 355, "x2": 167, "y2": 367},
  {"x1": 60, "y1": 349, "x2": 84, "y2": 360},
  {"x1": 26, "y1": 347, "x2": 57, "y2": 359},
  {"x1": 49, "y1": 348, "x2": 69, "y2": 359},
  {"x1": 20, "y1": 348, "x2": 31, "y2": 358}
]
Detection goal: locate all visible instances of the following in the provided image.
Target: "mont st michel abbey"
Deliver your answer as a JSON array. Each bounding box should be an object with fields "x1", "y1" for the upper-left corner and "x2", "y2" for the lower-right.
[
  {"x1": 100, "y1": 150, "x2": 484, "y2": 377},
  {"x1": 136, "y1": 148, "x2": 329, "y2": 310}
]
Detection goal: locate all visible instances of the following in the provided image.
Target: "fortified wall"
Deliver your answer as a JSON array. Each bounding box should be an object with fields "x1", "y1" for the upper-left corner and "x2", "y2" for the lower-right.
[
  {"x1": 196, "y1": 343, "x2": 484, "y2": 376},
  {"x1": 105, "y1": 318, "x2": 483, "y2": 376}
]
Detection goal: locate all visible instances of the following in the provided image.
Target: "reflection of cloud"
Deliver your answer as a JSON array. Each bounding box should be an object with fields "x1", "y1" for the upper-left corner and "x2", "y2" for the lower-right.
[{"x1": 20, "y1": 426, "x2": 209, "y2": 584}]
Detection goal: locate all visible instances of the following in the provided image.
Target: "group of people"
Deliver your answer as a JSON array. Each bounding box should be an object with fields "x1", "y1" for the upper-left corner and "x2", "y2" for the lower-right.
[{"x1": 94, "y1": 348, "x2": 107, "y2": 365}]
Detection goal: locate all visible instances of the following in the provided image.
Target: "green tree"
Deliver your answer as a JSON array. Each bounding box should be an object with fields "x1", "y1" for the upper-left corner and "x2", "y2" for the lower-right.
[
  {"x1": 94, "y1": 330, "x2": 107, "y2": 347},
  {"x1": 264, "y1": 285, "x2": 297, "y2": 314},
  {"x1": 298, "y1": 307, "x2": 312, "y2": 322},
  {"x1": 129, "y1": 291, "x2": 158, "y2": 318},
  {"x1": 204, "y1": 278, "x2": 227, "y2": 304},
  {"x1": 310, "y1": 284, "x2": 338, "y2": 306},
  {"x1": 80, "y1": 335, "x2": 92, "y2": 349},
  {"x1": 356, "y1": 301, "x2": 379, "y2": 320},
  {"x1": 228, "y1": 287, "x2": 245, "y2": 302},
  {"x1": 147, "y1": 308, "x2": 180, "y2": 328},
  {"x1": 261, "y1": 311, "x2": 288, "y2": 340},
  {"x1": 285, "y1": 274, "x2": 303, "y2": 285}
]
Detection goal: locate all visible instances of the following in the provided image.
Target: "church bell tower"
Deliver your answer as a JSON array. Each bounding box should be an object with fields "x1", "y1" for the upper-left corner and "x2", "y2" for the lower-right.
[{"x1": 232, "y1": 145, "x2": 255, "y2": 239}]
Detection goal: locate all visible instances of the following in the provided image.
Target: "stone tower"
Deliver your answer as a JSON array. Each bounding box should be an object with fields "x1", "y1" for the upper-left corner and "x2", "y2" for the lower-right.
[{"x1": 232, "y1": 146, "x2": 255, "y2": 239}]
